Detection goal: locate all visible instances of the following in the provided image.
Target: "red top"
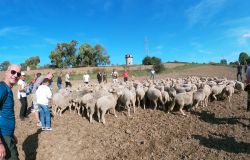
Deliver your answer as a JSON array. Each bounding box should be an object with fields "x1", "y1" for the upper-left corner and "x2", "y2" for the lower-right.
[{"x1": 123, "y1": 71, "x2": 129, "y2": 78}]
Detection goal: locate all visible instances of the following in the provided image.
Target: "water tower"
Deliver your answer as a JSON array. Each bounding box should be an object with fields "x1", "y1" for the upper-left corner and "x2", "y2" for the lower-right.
[{"x1": 125, "y1": 54, "x2": 133, "y2": 65}]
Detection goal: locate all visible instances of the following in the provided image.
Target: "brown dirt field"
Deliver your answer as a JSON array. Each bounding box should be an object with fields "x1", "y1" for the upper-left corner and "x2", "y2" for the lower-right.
[{"x1": 8, "y1": 65, "x2": 250, "y2": 159}]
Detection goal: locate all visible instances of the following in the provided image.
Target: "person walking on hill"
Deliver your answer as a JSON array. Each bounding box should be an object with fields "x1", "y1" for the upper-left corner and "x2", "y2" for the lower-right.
[
  {"x1": 111, "y1": 69, "x2": 118, "y2": 83},
  {"x1": 0, "y1": 64, "x2": 21, "y2": 160},
  {"x1": 150, "y1": 68, "x2": 155, "y2": 80},
  {"x1": 123, "y1": 70, "x2": 129, "y2": 82},
  {"x1": 31, "y1": 72, "x2": 53, "y2": 127},
  {"x1": 65, "y1": 72, "x2": 72, "y2": 87},
  {"x1": 97, "y1": 71, "x2": 102, "y2": 84},
  {"x1": 102, "y1": 71, "x2": 107, "y2": 83},
  {"x1": 83, "y1": 72, "x2": 90, "y2": 84},
  {"x1": 57, "y1": 72, "x2": 62, "y2": 90},
  {"x1": 17, "y1": 71, "x2": 29, "y2": 121},
  {"x1": 237, "y1": 61, "x2": 242, "y2": 81},
  {"x1": 245, "y1": 60, "x2": 250, "y2": 111},
  {"x1": 36, "y1": 78, "x2": 53, "y2": 131}
]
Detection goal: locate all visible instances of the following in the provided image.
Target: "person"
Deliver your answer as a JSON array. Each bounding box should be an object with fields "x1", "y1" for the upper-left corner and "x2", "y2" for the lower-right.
[
  {"x1": 237, "y1": 61, "x2": 242, "y2": 81},
  {"x1": 36, "y1": 78, "x2": 53, "y2": 131},
  {"x1": 17, "y1": 71, "x2": 29, "y2": 121},
  {"x1": 111, "y1": 69, "x2": 118, "y2": 83},
  {"x1": 245, "y1": 60, "x2": 250, "y2": 111},
  {"x1": 83, "y1": 72, "x2": 90, "y2": 84},
  {"x1": 97, "y1": 71, "x2": 102, "y2": 84},
  {"x1": 0, "y1": 64, "x2": 21, "y2": 160},
  {"x1": 31, "y1": 72, "x2": 53, "y2": 127},
  {"x1": 102, "y1": 71, "x2": 107, "y2": 83},
  {"x1": 123, "y1": 70, "x2": 129, "y2": 82},
  {"x1": 57, "y1": 73, "x2": 62, "y2": 90},
  {"x1": 30, "y1": 73, "x2": 41, "y2": 113},
  {"x1": 65, "y1": 72, "x2": 72, "y2": 87},
  {"x1": 150, "y1": 68, "x2": 155, "y2": 80}
]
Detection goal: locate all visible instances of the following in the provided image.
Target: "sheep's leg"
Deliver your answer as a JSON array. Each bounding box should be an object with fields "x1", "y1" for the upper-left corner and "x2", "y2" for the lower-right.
[
  {"x1": 127, "y1": 106, "x2": 131, "y2": 116},
  {"x1": 153, "y1": 100, "x2": 157, "y2": 110},
  {"x1": 97, "y1": 108, "x2": 101, "y2": 123},
  {"x1": 133, "y1": 100, "x2": 136, "y2": 113},
  {"x1": 101, "y1": 109, "x2": 107, "y2": 124},
  {"x1": 113, "y1": 107, "x2": 117, "y2": 117},
  {"x1": 168, "y1": 100, "x2": 175, "y2": 113},
  {"x1": 89, "y1": 109, "x2": 94, "y2": 123},
  {"x1": 77, "y1": 103, "x2": 81, "y2": 115},
  {"x1": 142, "y1": 98, "x2": 146, "y2": 110},
  {"x1": 179, "y1": 105, "x2": 186, "y2": 116},
  {"x1": 212, "y1": 94, "x2": 217, "y2": 101},
  {"x1": 137, "y1": 97, "x2": 140, "y2": 107}
]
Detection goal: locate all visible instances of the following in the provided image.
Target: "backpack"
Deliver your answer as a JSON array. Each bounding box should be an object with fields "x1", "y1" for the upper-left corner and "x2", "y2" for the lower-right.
[{"x1": 0, "y1": 81, "x2": 8, "y2": 111}]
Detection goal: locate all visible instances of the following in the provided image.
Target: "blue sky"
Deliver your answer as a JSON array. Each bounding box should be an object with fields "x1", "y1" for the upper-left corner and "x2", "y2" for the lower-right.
[{"x1": 0, "y1": 0, "x2": 250, "y2": 66}]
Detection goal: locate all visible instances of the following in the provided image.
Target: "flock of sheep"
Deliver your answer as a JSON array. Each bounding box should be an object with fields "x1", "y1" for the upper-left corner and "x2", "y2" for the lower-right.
[{"x1": 51, "y1": 76, "x2": 244, "y2": 124}]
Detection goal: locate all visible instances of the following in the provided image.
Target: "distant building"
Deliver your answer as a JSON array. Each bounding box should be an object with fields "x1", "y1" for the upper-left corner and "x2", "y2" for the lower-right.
[{"x1": 125, "y1": 54, "x2": 133, "y2": 65}]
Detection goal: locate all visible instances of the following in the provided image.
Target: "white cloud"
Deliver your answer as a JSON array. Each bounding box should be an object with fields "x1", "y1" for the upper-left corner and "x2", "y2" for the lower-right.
[
  {"x1": 0, "y1": 26, "x2": 31, "y2": 37},
  {"x1": 44, "y1": 38, "x2": 58, "y2": 45},
  {"x1": 186, "y1": 0, "x2": 226, "y2": 26},
  {"x1": 242, "y1": 32, "x2": 250, "y2": 38}
]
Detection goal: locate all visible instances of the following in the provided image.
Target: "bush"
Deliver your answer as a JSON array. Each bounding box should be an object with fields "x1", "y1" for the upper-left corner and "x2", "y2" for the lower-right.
[{"x1": 153, "y1": 63, "x2": 165, "y2": 73}]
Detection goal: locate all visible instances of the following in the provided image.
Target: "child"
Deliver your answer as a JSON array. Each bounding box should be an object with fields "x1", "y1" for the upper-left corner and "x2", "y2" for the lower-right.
[{"x1": 36, "y1": 78, "x2": 52, "y2": 131}]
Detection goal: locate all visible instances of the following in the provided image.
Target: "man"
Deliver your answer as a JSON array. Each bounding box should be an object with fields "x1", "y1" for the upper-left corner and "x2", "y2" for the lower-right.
[
  {"x1": 150, "y1": 68, "x2": 155, "y2": 80},
  {"x1": 111, "y1": 69, "x2": 118, "y2": 83},
  {"x1": 17, "y1": 71, "x2": 28, "y2": 121},
  {"x1": 0, "y1": 64, "x2": 21, "y2": 160},
  {"x1": 123, "y1": 70, "x2": 129, "y2": 82},
  {"x1": 97, "y1": 71, "x2": 102, "y2": 84},
  {"x1": 65, "y1": 72, "x2": 72, "y2": 87},
  {"x1": 237, "y1": 61, "x2": 242, "y2": 81},
  {"x1": 245, "y1": 60, "x2": 250, "y2": 111},
  {"x1": 31, "y1": 72, "x2": 53, "y2": 127},
  {"x1": 83, "y1": 72, "x2": 90, "y2": 84}
]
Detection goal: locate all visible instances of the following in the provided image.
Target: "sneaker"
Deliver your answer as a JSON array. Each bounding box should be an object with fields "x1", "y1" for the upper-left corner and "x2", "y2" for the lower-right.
[
  {"x1": 46, "y1": 127, "x2": 52, "y2": 131},
  {"x1": 36, "y1": 122, "x2": 42, "y2": 127},
  {"x1": 42, "y1": 127, "x2": 46, "y2": 131}
]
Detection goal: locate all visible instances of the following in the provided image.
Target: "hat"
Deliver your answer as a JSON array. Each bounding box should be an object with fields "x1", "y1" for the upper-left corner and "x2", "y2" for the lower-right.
[{"x1": 21, "y1": 71, "x2": 26, "y2": 76}]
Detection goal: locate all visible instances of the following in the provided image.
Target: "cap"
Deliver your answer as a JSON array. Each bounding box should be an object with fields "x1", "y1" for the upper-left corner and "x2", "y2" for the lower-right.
[{"x1": 21, "y1": 71, "x2": 26, "y2": 76}]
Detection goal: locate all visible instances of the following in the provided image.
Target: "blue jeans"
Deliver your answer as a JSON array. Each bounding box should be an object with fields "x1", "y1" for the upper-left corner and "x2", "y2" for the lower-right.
[
  {"x1": 57, "y1": 83, "x2": 62, "y2": 90},
  {"x1": 38, "y1": 104, "x2": 51, "y2": 128}
]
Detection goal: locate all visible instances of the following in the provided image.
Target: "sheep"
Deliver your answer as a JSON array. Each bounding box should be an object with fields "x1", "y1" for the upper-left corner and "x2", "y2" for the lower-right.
[
  {"x1": 118, "y1": 87, "x2": 136, "y2": 116},
  {"x1": 135, "y1": 84, "x2": 146, "y2": 109},
  {"x1": 168, "y1": 87, "x2": 194, "y2": 116},
  {"x1": 146, "y1": 84, "x2": 164, "y2": 110},
  {"x1": 211, "y1": 83, "x2": 226, "y2": 101},
  {"x1": 235, "y1": 81, "x2": 244, "y2": 93},
  {"x1": 96, "y1": 88, "x2": 122, "y2": 124},
  {"x1": 192, "y1": 89, "x2": 206, "y2": 109},
  {"x1": 222, "y1": 84, "x2": 234, "y2": 105}
]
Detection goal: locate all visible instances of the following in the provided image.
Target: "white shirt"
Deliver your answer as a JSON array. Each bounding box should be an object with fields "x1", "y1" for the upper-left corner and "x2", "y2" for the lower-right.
[
  {"x1": 36, "y1": 84, "x2": 52, "y2": 105},
  {"x1": 17, "y1": 79, "x2": 27, "y2": 99},
  {"x1": 83, "y1": 74, "x2": 90, "y2": 82},
  {"x1": 65, "y1": 73, "x2": 70, "y2": 82}
]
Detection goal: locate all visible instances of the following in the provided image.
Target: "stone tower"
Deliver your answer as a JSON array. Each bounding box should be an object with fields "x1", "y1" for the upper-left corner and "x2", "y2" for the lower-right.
[{"x1": 125, "y1": 54, "x2": 133, "y2": 65}]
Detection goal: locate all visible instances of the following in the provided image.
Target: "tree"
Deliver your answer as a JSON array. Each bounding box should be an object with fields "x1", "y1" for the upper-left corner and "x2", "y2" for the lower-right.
[
  {"x1": 24, "y1": 56, "x2": 40, "y2": 69},
  {"x1": 220, "y1": 59, "x2": 227, "y2": 65},
  {"x1": 142, "y1": 56, "x2": 152, "y2": 65},
  {"x1": 93, "y1": 44, "x2": 110, "y2": 66},
  {"x1": 0, "y1": 61, "x2": 10, "y2": 71},
  {"x1": 74, "y1": 43, "x2": 110, "y2": 67},
  {"x1": 239, "y1": 52, "x2": 249, "y2": 65},
  {"x1": 142, "y1": 56, "x2": 161, "y2": 65},
  {"x1": 49, "y1": 40, "x2": 78, "y2": 68}
]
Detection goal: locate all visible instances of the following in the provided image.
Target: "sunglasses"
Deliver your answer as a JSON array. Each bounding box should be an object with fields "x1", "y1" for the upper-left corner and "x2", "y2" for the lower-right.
[{"x1": 11, "y1": 70, "x2": 21, "y2": 77}]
